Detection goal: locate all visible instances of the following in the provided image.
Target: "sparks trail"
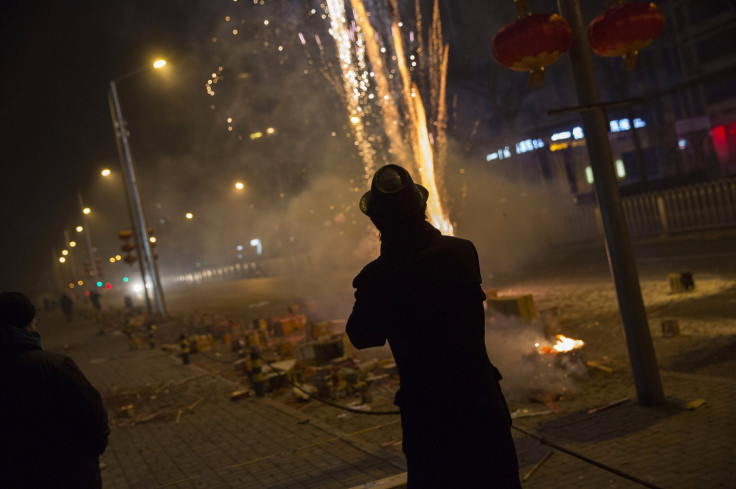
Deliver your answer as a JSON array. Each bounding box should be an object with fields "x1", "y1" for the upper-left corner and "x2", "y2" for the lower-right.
[{"x1": 324, "y1": 0, "x2": 454, "y2": 234}]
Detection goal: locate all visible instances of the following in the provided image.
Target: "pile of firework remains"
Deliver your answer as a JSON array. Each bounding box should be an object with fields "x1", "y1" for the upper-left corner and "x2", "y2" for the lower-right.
[{"x1": 118, "y1": 305, "x2": 398, "y2": 408}]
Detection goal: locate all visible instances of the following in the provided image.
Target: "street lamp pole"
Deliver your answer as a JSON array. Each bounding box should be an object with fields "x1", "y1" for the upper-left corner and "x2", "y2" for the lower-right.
[
  {"x1": 77, "y1": 192, "x2": 98, "y2": 285},
  {"x1": 109, "y1": 79, "x2": 167, "y2": 319},
  {"x1": 557, "y1": 0, "x2": 663, "y2": 406}
]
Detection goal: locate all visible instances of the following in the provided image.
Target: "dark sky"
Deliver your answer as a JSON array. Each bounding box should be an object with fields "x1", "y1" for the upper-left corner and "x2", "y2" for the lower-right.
[
  {"x1": 0, "y1": 1, "x2": 217, "y2": 293},
  {"x1": 0, "y1": 0, "x2": 560, "y2": 296}
]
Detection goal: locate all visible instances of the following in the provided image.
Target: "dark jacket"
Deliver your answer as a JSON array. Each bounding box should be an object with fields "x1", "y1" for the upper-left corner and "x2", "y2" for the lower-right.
[
  {"x1": 0, "y1": 327, "x2": 110, "y2": 489},
  {"x1": 346, "y1": 222, "x2": 520, "y2": 488}
]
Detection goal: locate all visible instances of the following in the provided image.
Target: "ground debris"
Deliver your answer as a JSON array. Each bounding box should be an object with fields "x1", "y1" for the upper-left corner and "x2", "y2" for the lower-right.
[{"x1": 685, "y1": 398, "x2": 706, "y2": 410}]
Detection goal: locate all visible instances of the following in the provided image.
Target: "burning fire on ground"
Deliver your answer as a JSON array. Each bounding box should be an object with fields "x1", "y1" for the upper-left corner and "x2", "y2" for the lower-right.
[{"x1": 535, "y1": 334, "x2": 585, "y2": 354}]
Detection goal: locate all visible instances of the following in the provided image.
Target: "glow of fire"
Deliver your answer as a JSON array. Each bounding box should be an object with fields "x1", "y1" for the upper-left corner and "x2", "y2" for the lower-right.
[
  {"x1": 409, "y1": 84, "x2": 453, "y2": 234},
  {"x1": 552, "y1": 335, "x2": 585, "y2": 353},
  {"x1": 391, "y1": 20, "x2": 453, "y2": 235}
]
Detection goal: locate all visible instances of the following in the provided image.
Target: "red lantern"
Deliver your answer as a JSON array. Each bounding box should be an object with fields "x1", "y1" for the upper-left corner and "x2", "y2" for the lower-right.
[
  {"x1": 492, "y1": 13, "x2": 572, "y2": 87},
  {"x1": 587, "y1": 2, "x2": 665, "y2": 70}
]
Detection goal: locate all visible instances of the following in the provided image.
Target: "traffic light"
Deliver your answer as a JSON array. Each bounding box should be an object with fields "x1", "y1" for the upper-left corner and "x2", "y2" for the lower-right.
[{"x1": 119, "y1": 229, "x2": 137, "y2": 264}]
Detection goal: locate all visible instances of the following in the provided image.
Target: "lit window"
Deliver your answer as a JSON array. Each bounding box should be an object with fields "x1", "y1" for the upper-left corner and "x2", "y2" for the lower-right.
[
  {"x1": 573, "y1": 127, "x2": 584, "y2": 140},
  {"x1": 616, "y1": 159, "x2": 626, "y2": 178},
  {"x1": 585, "y1": 167, "x2": 594, "y2": 184}
]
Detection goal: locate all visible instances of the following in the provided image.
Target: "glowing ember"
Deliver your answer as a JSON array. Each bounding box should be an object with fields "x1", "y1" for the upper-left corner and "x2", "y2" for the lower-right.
[{"x1": 537, "y1": 335, "x2": 584, "y2": 354}]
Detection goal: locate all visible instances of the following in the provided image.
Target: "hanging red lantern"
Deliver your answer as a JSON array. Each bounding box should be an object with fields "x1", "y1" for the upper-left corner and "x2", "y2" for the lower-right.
[
  {"x1": 587, "y1": 2, "x2": 665, "y2": 70},
  {"x1": 492, "y1": 13, "x2": 573, "y2": 87}
]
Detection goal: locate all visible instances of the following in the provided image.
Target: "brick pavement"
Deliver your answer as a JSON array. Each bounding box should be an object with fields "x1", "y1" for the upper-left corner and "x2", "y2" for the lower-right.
[
  {"x1": 37, "y1": 311, "x2": 406, "y2": 489},
  {"x1": 36, "y1": 309, "x2": 736, "y2": 488}
]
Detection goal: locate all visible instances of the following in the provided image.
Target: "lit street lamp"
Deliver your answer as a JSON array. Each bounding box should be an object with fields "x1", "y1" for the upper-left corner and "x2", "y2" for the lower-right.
[{"x1": 108, "y1": 59, "x2": 168, "y2": 318}]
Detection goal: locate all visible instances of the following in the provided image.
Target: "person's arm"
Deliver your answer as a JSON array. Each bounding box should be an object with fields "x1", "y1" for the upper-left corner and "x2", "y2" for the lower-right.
[
  {"x1": 56, "y1": 356, "x2": 110, "y2": 455},
  {"x1": 346, "y1": 272, "x2": 387, "y2": 349}
]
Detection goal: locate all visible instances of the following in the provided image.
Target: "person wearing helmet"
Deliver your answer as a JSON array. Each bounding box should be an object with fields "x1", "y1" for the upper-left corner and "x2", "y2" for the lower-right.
[{"x1": 346, "y1": 164, "x2": 521, "y2": 488}]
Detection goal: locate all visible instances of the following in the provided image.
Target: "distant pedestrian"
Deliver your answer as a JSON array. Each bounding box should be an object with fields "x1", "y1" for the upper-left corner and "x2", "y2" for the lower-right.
[
  {"x1": 346, "y1": 165, "x2": 521, "y2": 488},
  {"x1": 179, "y1": 334, "x2": 190, "y2": 365},
  {"x1": 60, "y1": 292, "x2": 74, "y2": 322},
  {"x1": 0, "y1": 292, "x2": 110, "y2": 489},
  {"x1": 89, "y1": 290, "x2": 102, "y2": 312}
]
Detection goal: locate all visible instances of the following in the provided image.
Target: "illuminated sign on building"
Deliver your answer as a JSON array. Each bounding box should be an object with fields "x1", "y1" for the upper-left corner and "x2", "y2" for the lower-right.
[
  {"x1": 485, "y1": 118, "x2": 645, "y2": 162},
  {"x1": 610, "y1": 118, "x2": 646, "y2": 132},
  {"x1": 486, "y1": 146, "x2": 512, "y2": 161},
  {"x1": 515, "y1": 138, "x2": 545, "y2": 154}
]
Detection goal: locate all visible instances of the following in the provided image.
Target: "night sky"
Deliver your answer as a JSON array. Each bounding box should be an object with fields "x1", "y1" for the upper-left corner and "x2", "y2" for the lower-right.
[{"x1": 0, "y1": 1, "x2": 218, "y2": 293}]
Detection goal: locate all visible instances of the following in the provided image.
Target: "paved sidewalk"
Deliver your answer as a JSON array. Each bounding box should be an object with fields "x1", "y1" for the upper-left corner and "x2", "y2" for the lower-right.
[
  {"x1": 37, "y1": 310, "x2": 736, "y2": 488},
  {"x1": 38, "y1": 311, "x2": 406, "y2": 489},
  {"x1": 511, "y1": 370, "x2": 736, "y2": 488}
]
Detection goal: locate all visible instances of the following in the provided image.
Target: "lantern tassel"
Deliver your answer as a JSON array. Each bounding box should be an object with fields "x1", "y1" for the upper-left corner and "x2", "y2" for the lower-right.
[
  {"x1": 528, "y1": 67, "x2": 545, "y2": 88},
  {"x1": 622, "y1": 51, "x2": 638, "y2": 71}
]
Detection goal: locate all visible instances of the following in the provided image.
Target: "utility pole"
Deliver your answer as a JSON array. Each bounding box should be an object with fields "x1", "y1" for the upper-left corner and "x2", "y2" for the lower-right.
[
  {"x1": 78, "y1": 192, "x2": 98, "y2": 286},
  {"x1": 557, "y1": 0, "x2": 664, "y2": 405},
  {"x1": 109, "y1": 79, "x2": 167, "y2": 319}
]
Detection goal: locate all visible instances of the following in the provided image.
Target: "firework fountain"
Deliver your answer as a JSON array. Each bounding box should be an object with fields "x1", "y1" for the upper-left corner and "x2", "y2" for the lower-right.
[{"x1": 322, "y1": 0, "x2": 454, "y2": 235}]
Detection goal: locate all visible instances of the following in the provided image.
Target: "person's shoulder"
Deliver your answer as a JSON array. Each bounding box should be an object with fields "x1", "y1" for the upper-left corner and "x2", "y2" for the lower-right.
[
  {"x1": 15, "y1": 348, "x2": 70, "y2": 369},
  {"x1": 352, "y1": 257, "x2": 385, "y2": 288},
  {"x1": 430, "y1": 234, "x2": 477, "y2": 255}
]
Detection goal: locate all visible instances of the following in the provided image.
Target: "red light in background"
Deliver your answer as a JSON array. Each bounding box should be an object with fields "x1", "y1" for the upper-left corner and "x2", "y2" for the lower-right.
[
  {"x1": 710, "y1": 125, "x2": 729, "y2": 164},
  {"x1": 105, "y1": 283, "x2": 112, "y2": 290},
  {"x1": 84, "y1": 290, "x2": 91, "y2": 296}
]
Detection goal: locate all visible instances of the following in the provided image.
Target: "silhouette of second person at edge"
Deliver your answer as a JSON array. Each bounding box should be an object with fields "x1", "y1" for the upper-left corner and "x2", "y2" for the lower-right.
[{"x1": 346, "y1": 165, "x2": 521, "y2": 488}]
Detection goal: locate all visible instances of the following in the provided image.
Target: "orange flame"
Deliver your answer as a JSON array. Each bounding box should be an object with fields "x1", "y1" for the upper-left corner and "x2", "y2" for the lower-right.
[{"x1": 537, "y1": 334, "x2": 584, "y2": 354}]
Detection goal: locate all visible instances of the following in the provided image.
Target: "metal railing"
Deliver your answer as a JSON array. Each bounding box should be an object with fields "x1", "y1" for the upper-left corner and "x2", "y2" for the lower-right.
[{"x1": 559, "y1": 178, "x2": 736, "y2": 242}]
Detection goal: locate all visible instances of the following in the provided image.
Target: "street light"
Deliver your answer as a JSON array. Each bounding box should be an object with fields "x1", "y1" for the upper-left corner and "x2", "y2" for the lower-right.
[
  {"x1": 108, "y1": 59, "x2": 168, "y2": 318},
  {"x1": 101, "y1": 169, "x2": 111, "y2": 177}
]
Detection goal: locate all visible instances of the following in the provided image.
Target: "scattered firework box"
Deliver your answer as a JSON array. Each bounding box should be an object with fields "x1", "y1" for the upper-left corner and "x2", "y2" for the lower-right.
[
  {"x1": 300, "y1": 336, "x2": 345, "y2": 366},
  {"x1": 486, "y1": 294, "x2": 538, "y2": 322},
  {"x1": 668, "y1": 272, "x2": 695, "y2": 293},
  {"x1": 230, "y1": 390, "x2": 250, "y2": 401},
  {"x1": 194, "y1": 334, "x2": 214, "y2": 352}
]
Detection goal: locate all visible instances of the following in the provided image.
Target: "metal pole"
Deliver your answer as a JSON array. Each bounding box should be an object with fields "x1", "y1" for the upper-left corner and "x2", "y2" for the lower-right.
[
  {"x1": 109, "y1": 80, "x2": 167, "y2": 319},
  {"x1": 78, "y1": 192, "x2": 98, "y2": 286},
  {"x1": 108, "y1": 90, "x2": 153, "y2": 315},
  {"x1": 557, "y1": 0, "x2": 664, "y2": 405}
]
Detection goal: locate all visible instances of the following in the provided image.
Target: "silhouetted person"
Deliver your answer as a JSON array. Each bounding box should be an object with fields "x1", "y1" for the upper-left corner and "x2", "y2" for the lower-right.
[
  {"x1": 89, "y1": 290, "x2": 102, "y2": 312},
  {"x1": 346, "y1": 165, "x2": 521, "y2": 488},
  {"x1": 0, "y1": 292, "x2": 110, "y2": 489},
  {"x1": 60, "y1": 292, "x2": 74, "y2": 322}
]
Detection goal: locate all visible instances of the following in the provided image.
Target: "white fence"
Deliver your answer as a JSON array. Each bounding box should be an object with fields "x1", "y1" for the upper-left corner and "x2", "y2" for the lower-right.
[{"x1": 561, "y1": 178, "x2": 736, "y2": 242}]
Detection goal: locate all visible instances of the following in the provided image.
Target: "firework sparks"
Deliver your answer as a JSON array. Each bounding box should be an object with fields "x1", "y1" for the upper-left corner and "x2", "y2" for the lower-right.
[
  {"x1": 326, "y1": 0, "x2": 453, "y2": 234},
  {"x1": 325, "y1": 0, "x2": 375, "y2": 175}
]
